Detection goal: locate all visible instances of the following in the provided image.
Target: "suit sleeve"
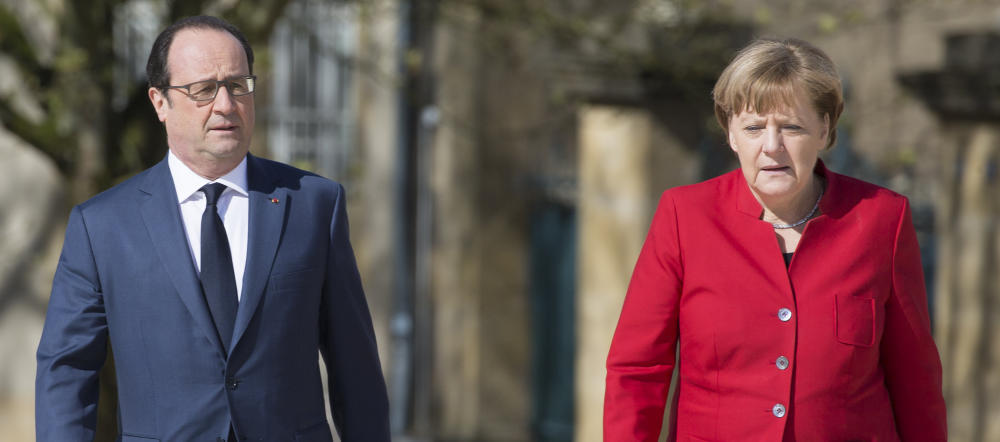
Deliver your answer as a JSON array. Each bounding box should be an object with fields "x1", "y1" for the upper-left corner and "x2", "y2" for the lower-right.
[
  {"x1": 318, "y1": 184, "x2": 390, "y2": 441},
  {"x1": 880, "y1": 198, "x2": 947, "y2": 440},
  {"x1": 35, "y1": 206, "x2": 108, "y2": 441},
  {"x1": 605, "y1": 191, "x2": 684, "y2": 441}
]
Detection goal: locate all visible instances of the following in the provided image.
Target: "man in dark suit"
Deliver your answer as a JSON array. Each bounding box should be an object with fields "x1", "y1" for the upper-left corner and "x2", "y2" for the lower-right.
[{"x1": 35, "y1": 15, "x2": 389, "y2": 441}]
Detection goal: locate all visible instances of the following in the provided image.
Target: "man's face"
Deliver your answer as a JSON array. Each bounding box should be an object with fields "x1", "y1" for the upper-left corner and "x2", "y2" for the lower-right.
[{"x1": 148, "y1": 28, "x2": 254, "y2": 177}]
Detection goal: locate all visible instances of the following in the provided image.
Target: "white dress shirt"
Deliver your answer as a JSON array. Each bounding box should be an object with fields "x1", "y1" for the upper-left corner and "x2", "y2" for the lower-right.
[{"x1": 168, "y1": 151, "x2": 249, "y2": 299}]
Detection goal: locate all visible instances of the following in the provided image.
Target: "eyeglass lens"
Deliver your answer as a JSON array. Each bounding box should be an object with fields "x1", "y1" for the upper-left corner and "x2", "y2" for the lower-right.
[{"x1": 189, "y1": 77, "x2": 255, "y2": 101}]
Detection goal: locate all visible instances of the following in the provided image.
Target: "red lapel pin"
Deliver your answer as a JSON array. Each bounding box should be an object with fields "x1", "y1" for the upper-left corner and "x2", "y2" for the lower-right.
[{"x1": 270, "y1": 197, "x2": 280, "y2": 204}]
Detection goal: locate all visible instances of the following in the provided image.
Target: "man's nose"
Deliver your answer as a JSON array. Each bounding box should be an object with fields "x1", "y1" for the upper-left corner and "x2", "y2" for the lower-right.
[{"x1": 212, "y1": 85, "x2": 236, "y2": 112}]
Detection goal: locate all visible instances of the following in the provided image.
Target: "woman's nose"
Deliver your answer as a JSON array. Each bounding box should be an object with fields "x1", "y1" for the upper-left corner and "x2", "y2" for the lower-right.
[{"x1": 761, "y1": 127, "x2": 782, "y2": 154}]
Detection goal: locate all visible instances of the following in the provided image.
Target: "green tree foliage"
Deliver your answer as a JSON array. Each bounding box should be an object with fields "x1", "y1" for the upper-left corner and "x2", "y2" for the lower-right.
[{"x1": 0, "y1": 0, "x2": 291, "y2": 205}]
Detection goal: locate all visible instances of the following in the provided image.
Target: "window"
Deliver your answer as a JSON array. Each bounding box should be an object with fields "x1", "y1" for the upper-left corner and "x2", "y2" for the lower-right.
[{"x1": 267, "y1": 0, "x2": 358, "y2": 185}]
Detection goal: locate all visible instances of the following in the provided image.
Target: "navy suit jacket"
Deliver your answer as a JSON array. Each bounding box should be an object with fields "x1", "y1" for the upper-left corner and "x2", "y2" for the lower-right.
[{"x1": 36, "y1": 154, "x2": 390, "y2": 441}]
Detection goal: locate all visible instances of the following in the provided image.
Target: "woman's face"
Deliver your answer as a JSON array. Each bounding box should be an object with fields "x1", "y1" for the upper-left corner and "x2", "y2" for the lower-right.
[{"x1": 727, "y1": 90, "x2": 829, "y2": 205}]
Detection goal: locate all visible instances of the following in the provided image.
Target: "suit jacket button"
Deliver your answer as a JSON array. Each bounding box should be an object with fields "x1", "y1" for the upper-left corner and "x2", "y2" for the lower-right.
[
  {"x1": 777, "y1": 308, "x2": 792, "y2": 322},
  {"x1": 773, "y1": 403, "x2": 787, "y2": 418},
  {"x1": 776, "y1": 356, "x2": 789, "y2": 370},
  {"x1": 226, "y1": 377, "x2": 239, "y2": 390}
]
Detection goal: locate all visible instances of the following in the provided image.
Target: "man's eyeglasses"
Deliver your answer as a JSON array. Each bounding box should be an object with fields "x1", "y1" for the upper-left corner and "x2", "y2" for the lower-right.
[{"x1": 162, "y1": 75, "x2": 257, "y2": 101}]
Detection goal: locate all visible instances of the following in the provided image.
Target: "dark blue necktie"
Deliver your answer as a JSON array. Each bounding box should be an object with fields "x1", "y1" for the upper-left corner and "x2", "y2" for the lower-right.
[{"x1": 199, "y1": 183, "x2": 238, "y2": 353}]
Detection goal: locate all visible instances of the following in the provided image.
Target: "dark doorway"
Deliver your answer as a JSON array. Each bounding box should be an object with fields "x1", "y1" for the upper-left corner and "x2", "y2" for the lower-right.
[{"x1": 529, "y1": 202, "x2": 577, "y2": 441}]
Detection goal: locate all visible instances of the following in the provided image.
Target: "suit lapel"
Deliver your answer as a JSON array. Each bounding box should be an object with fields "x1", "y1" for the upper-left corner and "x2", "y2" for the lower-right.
[
  {"x1": 231, "y1": 155, "x2": 287, "y2": 354},
  {"x1": 138, "y1": 158, "x2": 226, "y2": 359}
]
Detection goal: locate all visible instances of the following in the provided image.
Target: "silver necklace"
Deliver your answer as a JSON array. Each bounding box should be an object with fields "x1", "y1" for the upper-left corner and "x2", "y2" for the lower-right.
[{"x1": 770, "y1": 187, "x2": 823, "y2": 229}]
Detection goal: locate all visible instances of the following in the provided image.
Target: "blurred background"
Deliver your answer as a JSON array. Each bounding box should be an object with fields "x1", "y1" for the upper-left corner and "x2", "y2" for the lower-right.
[{"x1": 0, "y1": 0, "x2": 998, "y2": 440}]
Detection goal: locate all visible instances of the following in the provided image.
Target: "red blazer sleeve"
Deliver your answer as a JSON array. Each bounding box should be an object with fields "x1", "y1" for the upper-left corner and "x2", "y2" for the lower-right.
[
  {"x1": 880, "y1": 198, "x2": 947, "y2": 440},
  {"x1": 605, "y1": 191, "x2": 684, "y2": 441}
]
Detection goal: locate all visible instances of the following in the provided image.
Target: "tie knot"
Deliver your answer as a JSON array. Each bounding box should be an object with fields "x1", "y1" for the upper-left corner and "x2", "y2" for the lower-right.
[{"x1": 200, "y1": 183, "x2": 228, "y2": 206}]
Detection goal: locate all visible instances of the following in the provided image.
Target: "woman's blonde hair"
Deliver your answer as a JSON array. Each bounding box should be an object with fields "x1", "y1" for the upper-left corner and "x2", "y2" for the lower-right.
[{"x1": 712, "y1": 38, "x2": 844, "y2": 149}]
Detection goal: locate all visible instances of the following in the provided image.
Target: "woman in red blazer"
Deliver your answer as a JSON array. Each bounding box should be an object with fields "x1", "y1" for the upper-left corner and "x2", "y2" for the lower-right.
[{"x1": 604, "y1": 38, "x2": 946, "y2": 441}]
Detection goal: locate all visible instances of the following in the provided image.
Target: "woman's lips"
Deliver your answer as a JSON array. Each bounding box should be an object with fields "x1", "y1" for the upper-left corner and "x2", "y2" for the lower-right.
[{"x1": 761, "y1": 165, "x2": 789, "y2": 172}]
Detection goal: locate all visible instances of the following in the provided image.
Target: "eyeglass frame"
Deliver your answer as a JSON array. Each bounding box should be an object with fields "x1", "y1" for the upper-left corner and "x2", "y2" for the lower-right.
[{"x1": 159, "y1": 75, "x2": 257, "y2": 102}]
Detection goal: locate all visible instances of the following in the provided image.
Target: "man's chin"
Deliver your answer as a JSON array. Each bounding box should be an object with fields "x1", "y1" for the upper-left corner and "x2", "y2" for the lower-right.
[{"x1": 204, "y1": 143, "x2": 250, "y2": 160}]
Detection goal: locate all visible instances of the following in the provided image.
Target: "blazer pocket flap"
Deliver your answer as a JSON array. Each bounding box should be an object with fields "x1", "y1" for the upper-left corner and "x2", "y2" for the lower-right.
[
  {"x1": 268, "y1": 267, "x2": 321, "y2": 293},
  {"x1": 836, "y1": 292, "x2": 875, "y2": 347},
  {"x1": 121, "y1": 434, "x2": 160, "y2": 441},
  {"x1": 294, "y1": 419, "x2": 333, "y2": 442}
]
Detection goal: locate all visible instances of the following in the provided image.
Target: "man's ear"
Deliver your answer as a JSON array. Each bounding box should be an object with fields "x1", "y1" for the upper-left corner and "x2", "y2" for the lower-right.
[{"x1": 148, "y1": 87, "x2": 169, "y2": 123}]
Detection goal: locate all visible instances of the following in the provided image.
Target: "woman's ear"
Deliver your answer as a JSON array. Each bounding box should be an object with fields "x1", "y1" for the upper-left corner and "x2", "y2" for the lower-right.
[
  {"x1": 727, "y1": 120, "x2": 739, "y2": 153},
  {"x1": 821, "y1": 113, "x2": 831, "y2": 146}
]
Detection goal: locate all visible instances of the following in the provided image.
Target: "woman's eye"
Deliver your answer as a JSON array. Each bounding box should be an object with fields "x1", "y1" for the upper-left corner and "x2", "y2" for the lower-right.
[{"x1": 744, "y1": 126, "x2": 763, "y2": 132}]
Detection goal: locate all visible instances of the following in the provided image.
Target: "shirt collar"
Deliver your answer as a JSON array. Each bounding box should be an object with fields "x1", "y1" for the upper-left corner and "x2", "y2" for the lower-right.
[{"x1": 167, "y1": 150, "x2": 249, "y2": 203}]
